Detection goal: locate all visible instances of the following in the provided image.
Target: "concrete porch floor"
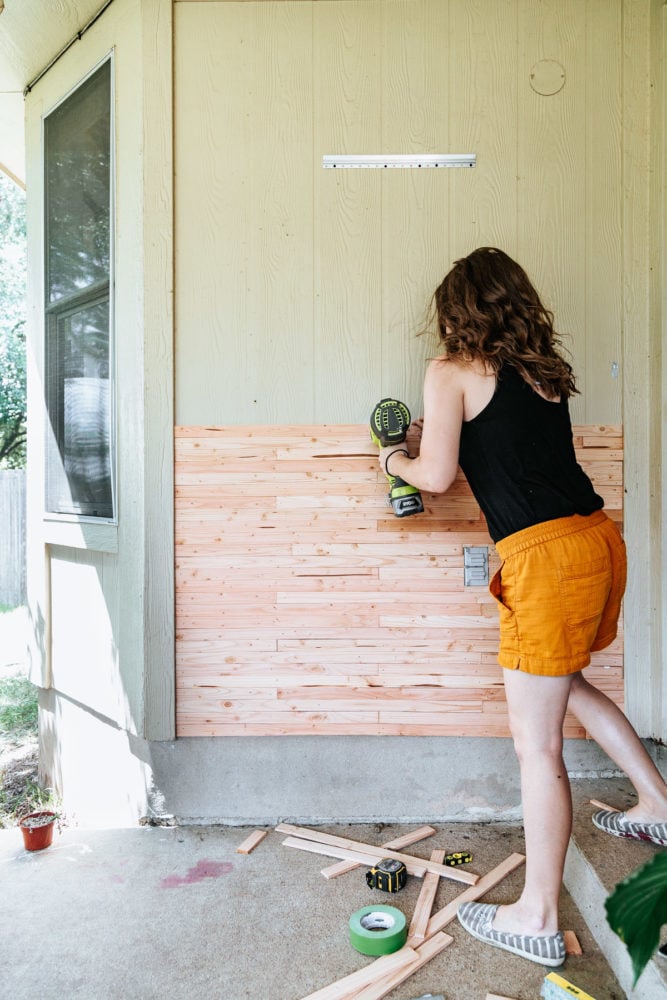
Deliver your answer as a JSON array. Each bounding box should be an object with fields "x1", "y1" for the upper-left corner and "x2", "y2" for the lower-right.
[{"x1": 2, "y1": 778, "x2": 665, "y2": 1000}]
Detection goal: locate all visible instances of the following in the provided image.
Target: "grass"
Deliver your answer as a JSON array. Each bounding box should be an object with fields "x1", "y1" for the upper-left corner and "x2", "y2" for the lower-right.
[
  {"x1": 0, "y1": 673, "x2": 47, "y2": 827},
  {"x1": 0, "y1": 608, "x2": 60, "y2": 827},
  {"x1": 0, "y1": 675, "x2": 37, "y2": 735}
]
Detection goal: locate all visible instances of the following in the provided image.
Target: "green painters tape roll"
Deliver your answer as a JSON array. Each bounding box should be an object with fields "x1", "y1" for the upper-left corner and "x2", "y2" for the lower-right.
[{"x1": 349, "y1": 905, "x2": 407, "y2": 956}]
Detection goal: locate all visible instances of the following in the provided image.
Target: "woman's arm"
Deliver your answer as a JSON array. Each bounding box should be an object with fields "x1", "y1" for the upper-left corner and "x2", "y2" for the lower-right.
[{"x1": 379, "y1": 359, "x2": 464, "y2": 494}]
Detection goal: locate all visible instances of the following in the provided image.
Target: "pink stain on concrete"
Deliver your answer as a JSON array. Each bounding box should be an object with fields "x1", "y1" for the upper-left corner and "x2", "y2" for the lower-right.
[{"x1": 160, "y1": 859, "x2": 234, "y2": 888}]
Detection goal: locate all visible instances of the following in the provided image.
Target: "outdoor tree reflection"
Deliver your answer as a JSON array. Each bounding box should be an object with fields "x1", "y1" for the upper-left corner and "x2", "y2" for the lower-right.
[{"x1": 44, "y1": 61, "x2": 113, "y2": 517}]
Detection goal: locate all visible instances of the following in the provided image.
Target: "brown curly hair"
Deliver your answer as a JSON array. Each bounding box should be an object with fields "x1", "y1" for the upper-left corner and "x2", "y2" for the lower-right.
[{"x1": 431, "y1": 247, "x2": 578, "y2": 398}]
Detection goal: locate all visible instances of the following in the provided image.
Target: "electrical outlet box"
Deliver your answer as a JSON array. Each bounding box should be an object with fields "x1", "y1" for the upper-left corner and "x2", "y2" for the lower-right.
[{"x1": 463, "y1": 546, "x2": 489, "y2": 586}]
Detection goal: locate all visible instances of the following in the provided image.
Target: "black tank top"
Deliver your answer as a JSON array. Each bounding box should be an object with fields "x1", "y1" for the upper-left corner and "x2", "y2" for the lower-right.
[{"x1": 458, "y1": 364, "x2": 604, "y2": 543}]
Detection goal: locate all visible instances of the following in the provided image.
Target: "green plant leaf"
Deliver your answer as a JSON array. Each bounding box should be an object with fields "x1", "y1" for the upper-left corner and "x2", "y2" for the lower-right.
[{"x1": 605, "y1": 850, "x2": 667, "y2": 986}]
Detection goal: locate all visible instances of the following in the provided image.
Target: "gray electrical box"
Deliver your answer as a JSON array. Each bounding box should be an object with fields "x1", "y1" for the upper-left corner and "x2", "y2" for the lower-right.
[{"x1": 463, "y1": 546, "x2": 489, "y2": 586}]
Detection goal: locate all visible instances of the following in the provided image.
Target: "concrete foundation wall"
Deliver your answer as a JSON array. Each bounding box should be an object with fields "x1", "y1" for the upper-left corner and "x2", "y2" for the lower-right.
[
  {"x1": 40, "y1": 687, "x2": 667, "y2": 826},
  {"x1": 149, "y1": 737, "x2": 664, "y2": 827}
]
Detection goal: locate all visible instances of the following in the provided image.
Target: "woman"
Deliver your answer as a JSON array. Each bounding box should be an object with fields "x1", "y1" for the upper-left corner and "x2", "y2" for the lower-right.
[{"x1": 379, "y1": 247, "x2": 667, "y2": 967}]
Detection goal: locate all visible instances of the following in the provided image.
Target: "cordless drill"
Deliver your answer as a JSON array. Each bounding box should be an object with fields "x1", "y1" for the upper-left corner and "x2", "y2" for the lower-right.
[{"x1": 369, "y1": 398, "x2": 424, "y2": 517}]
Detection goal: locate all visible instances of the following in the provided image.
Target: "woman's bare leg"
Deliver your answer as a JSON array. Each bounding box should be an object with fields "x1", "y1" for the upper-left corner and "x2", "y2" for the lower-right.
[
  {"x1": 568, "y1": 672, "x2": 667, "y2": 823},
  {"x1": 492, "y1": 669, "x2": 574, "y2": 936}
]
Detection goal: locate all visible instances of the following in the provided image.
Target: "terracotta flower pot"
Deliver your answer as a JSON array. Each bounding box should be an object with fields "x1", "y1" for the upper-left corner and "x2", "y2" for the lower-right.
[{"x1": 19, "y1": 811, "x2": 58, "y2": 852}]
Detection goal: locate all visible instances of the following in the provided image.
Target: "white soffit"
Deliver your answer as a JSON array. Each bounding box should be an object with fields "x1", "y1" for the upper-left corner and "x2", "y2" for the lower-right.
[{"x1": 0, "y1": 0, "x2": 105, "y2": 184}]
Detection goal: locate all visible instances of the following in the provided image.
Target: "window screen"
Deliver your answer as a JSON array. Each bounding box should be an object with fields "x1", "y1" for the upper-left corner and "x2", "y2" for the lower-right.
[{"x1": 44, "y1": 60, "x2": 114, "y2": 518}]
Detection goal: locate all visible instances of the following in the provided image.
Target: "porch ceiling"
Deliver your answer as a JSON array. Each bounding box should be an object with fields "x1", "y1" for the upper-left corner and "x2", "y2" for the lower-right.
[{"x1": 0, "y1": 0, "x2": 104, "y2": 185}]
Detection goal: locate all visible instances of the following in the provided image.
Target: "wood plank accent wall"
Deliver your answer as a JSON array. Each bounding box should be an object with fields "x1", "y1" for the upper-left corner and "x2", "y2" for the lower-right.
[{"x1": 175, "y1": 424, "x2": 623, "y2": 738}]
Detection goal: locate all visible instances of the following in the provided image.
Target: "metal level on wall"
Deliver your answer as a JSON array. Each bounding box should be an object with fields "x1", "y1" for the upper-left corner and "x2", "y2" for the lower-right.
[{"x1": 323, "y1": 153, "x2": 476, "y2": 169}]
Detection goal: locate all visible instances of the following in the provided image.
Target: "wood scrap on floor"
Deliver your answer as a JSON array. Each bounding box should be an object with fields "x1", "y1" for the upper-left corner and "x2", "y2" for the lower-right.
[
  {"x1": 321, "y1": 825, "x2": 436, "y2": 879},
  {"x1": 282, "y1": 835, "x2": 428, "y2": 877},
  {"x1": 276, "y1": 823, "x2": 478, "y2": 885},
  {"x1": 564, "y1": 930, "x2": 583, "y2": 955},
  {"x1": 298, "y1": 946, "x2": 421, "y2": 1000},
  {"x1": 408, "y1": 850, "x2": 446, "y2": 940},
  {"x1": 352, "y1": 933, "x2": 453, "y2": 1000},
  {"x1": 293, "y1": 850, "x2": 526, "y2": 1000},
  {"x1": 236, "y1": 829, "x2": 268, "y2": 854},
  {"x1": 589, "y1": 799, "x2": 617, "y2": 812},
  {"x1": 412, "y1": 853, "x2": 525, "y2": 944}
]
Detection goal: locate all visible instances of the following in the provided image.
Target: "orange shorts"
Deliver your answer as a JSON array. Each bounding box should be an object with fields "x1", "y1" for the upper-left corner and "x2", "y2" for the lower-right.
[{"x1": 490, "y1": 510, "x2": 626, "y2": 676}]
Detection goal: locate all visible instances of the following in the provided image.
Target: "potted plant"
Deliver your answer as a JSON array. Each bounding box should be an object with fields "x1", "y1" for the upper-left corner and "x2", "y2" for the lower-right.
[{"x1": 19, "y1": 808, "x2": 60, "y2": 851}]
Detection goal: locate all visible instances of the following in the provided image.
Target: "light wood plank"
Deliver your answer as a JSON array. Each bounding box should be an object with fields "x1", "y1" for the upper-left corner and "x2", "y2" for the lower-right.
[
  {"x1": 408, "y1": 849, "x2": 445, "y2": 940},
  {"x1": 321, "y1": 825, "x2": 436, "y2": 879},
  {"x1": 236, "y1": 829, "x2": 268, "y2": 854},
  {"x1": 564, "y1": 929, "x2": 583, "y2": 955},
  {"x1": 356, "y1": 853, "x2": 526, "y2": 1000},
  {"x1": 414, "y1": 853, "x2": 526, "y2": 945},
  {"x1": 276, "y1": 824, "x2": 478, "y2": 885},
  {"x1": 296, "y1": 946, "x2": 420, "y2": 1000},
  {"x1": 282, "y1": 836, "x2": 429, "y2": 877},
  {"x1": 352, "y1": 932, "x2": 453, "y2": 1000}
]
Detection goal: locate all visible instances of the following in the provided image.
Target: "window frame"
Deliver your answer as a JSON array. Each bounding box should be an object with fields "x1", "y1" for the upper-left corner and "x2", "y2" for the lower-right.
[{"x1": 42, "y1": 53, "x2": 117, "y2": 525}]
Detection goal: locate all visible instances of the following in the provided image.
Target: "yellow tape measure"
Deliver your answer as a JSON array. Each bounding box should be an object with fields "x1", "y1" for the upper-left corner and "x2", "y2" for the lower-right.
[{"x1": 365, "y1": 858, "x2": 408, "y2": 893}]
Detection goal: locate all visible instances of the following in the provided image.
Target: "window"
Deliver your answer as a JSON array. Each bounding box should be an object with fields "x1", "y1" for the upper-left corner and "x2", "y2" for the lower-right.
[{"x1": 44, "y1": 59, "x2": 114, "y2": 519}]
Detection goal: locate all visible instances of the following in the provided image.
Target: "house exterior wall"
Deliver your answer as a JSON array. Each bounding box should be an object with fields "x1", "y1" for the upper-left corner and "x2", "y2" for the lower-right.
[
  {"x1": 22, "y1": 0, "x2": 664, "y2": 825},
  {"x1": 174, "y1": 0, "x2": 623, "y2": 429},
  {"x1": 163, "y1": 0, "x2": 665, "y2": 823},
  {"x1": 25, "y1": 0, "x2": 174, "y2": 825}
]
